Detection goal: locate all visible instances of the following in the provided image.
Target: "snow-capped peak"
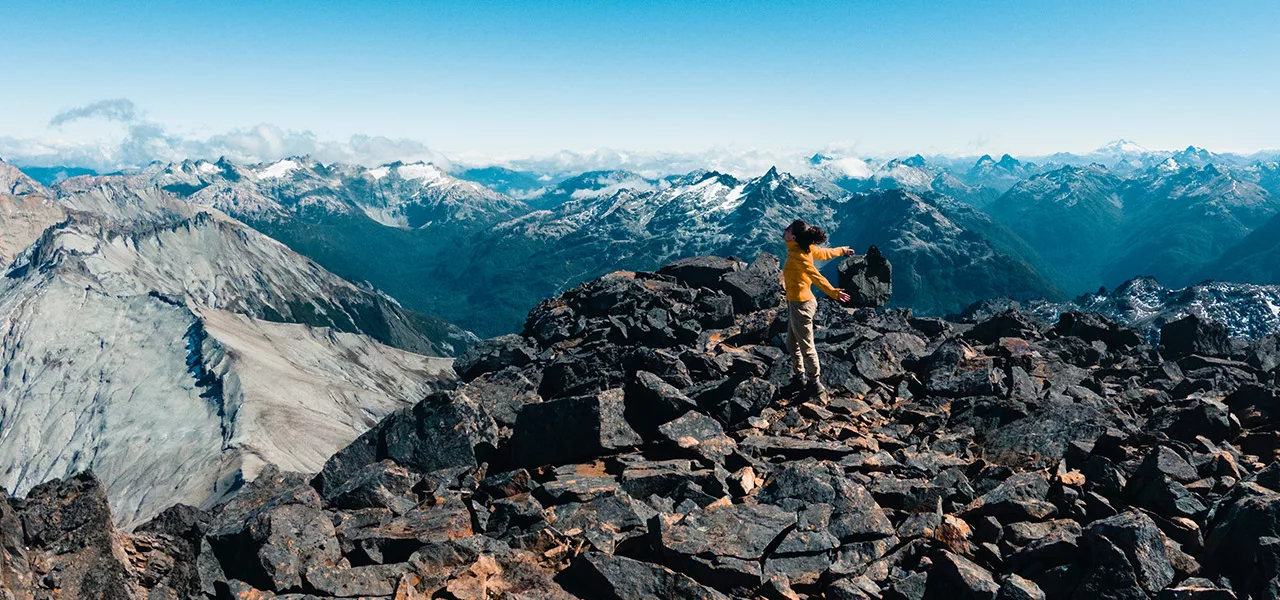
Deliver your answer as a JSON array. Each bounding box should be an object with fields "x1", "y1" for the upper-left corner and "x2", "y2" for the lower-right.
[{"x1": 1096, "y1": 139, "x2": 1149, "y2": 155}]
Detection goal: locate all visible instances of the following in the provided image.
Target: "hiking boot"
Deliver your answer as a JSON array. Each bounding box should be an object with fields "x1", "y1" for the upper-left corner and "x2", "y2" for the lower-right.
[{"x1": 804, "y1": 377, "x2": 825, "y2": 399}]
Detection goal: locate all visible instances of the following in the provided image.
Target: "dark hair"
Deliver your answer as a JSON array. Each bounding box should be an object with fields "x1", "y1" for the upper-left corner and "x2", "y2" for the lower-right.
[{"x1": 787, "y1": 219, "x2": 828, "y2": 252}]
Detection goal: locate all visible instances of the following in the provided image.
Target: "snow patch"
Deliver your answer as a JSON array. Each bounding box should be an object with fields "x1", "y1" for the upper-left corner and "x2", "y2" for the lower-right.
[
  {"x1": 366, "y1": 166, "x2": 391, "y2": 180},
  {"x1": 397, "y1": 162, "x2": 446, "y2": 182},
  {"x1": 257, "y1": 160, "x2": 299, "y2": 180}
]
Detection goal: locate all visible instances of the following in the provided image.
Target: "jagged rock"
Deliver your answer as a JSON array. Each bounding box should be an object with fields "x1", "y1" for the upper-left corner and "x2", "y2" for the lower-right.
[
  {"x1": 1053, "y1": 311, "x2": 1142, "y2": 350},
  {"x1": 979, "y1": 398, "x2": 1131, "y2": 469},
  {"x1": 511, "y1": 389, "x2": 642, "y2": 467},
  {"x1": 313, "y1": 391, "x2": 498, "y2": 497},
  {"x1": 457, "y1": 367, "x2": 542, "y2": 427},
  {"x1": 658, "y1": 256, "x2": 746, "y2": 290},
  {"x1": 624, "y1": 371, "x2": 700, "y2": 440},
  {"x1": 340, "y1": 499, "x2": 474, "y2": 566},
  {"x1": 1155, "y1": 579, "x2": 1239, "y2": 599},
  {"x1": 454, "y1": 334, "x2": 537, "y2": 380},
  {"x1": 838, "y1": 245, "x2": 892, "y2": 308},
  {"x1": 919, "y1": 339, "x2": 1005, "y2": 398},
  {"x1": 998, "y1": 574, "x2": 1046, "y2": 600},
  {"x1": 10, "y1": 472, "x2": 138, "y2": 599},
  {"x1": 1148, "y1": 397, "x2": 1238, "y2": 444},
  {"x1": 851, "y1": 332, "x2": 926, "y2": 381},
  {"x1": 705, "y1": 377, "x2": 777, "y2": 427},
  {"x1": 929, "y1": 551, "x2": 1000, "y2": 599},
  {"x1": 721, "y1": 253, "x2": 784, "y2": 314},
  {"x1": 1201, "y1": 484, "x2": 1280, "y2": 598},
  {"x1": 758, "y1": 462, "x2": 894, "y2": 544},
  {"x1": 545, "y1": 493, "x2": 650, "y2": 553},
  {"x1": 304, "y1": 562, "x2": 411, "y2": 596},
  {"x1": 967, "y1": 310, "x2": 1042, "y2": 344},
  {"x1": 658, "y1": 411, "x2": 737, "y2": 462},
  {"x1": 205, "y1": 470, "x2": 343, "y2": 592},
  {"x1": 560, "y1": 552, "x2": 730, "y2": 600},
  {"x1": 1077, "y1": 511, "x2": 1175, "y2": 597},
  {"x1": 1162, "y1": 315, "x2": 1232, "y2": 358},
  {"x1": 963, "y1": 472, "x2": 1056, "y2": 522},
  {"x1": 653, "y1": 503, "x2": 798, "y2": 593},
  {"x1": 323, "y1": 460, "x2": 421, "y2": 514},
  {"x1": 1249, "y1": 333, "x2": 1280, "y2": 373}
]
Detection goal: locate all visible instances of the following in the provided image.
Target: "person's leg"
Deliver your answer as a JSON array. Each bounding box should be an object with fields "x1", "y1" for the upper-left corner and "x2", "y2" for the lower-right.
[
  {"x1": 786, "y1": 302, "x2": 806, "y2": 378},
  {"x1": 797, "y1": 299, "x2": 820, "y2": 378}
]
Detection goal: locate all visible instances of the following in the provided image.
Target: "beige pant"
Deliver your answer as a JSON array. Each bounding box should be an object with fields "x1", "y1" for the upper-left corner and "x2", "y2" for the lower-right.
[{"x1": 787, "y1": 299, "x2": 820, "y2": 377}]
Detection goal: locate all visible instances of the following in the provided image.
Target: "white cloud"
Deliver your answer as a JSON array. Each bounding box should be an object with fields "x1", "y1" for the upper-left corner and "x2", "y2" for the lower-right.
[{"x1": 2, "y1": 99, "x2": 451, "y2": 172}]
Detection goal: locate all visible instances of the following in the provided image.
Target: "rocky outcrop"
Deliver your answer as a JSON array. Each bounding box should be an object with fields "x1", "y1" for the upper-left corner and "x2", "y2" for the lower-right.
[
  {"x1": 7, "y1": 254, "x2": 1280, "y2": 599},
  {"x1": 838, "y1": 245, "x2": 892, "y2": 308}
]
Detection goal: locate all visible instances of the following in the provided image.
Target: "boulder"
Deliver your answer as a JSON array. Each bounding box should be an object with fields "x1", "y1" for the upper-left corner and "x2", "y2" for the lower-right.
[
  {"x1": 929, "y1": 551, "x2": 1000, "y2": 600},
  {"x1": 919, "y1": 339, "x2": 1005, "y2": 398},
  {"x1": 323, "y1": 460, "x2": 420, "y2": 514},
  {"x1": 313, "y1": 392, "x2": 499, "y2": 496},
  {"x1": 964, "y1": 472, "x2": 1057, "y2": 522},
  {"x1": 658, "y1": 256, "x2": 746, "y2": 290},
  {"x1": 997, "y1": 574, "x2": 1046, "y2": 600},
  {"x1": 658, "y1": 411, "x2": 738, "y2": 463},
  {"x1": 980, "y1": 398, "x2": 1130, "y2": 469},
  {"x1": 1201, "y1": 485, "x2": 1280, "y2": 597},
  {"x1": 511, "y1": 389, "x2": 642, "y2": 467},
  {"x1": 14, "y1": 472, "x2": 137, "y2": 599},
  {"x1": 1053, "y1": 311, "x2": 1143, "y2": 350},
  {"x1": 453, "y1": 334, "x2": 538, "y2": 380},
  {"x1": 653, "y1": 503, "x2": 798, "y2": 593},
  {"x1": 1161, "y1": 315, "x2": 1231, "y2": 358},
  {"x1": 624, "y1": 370, "x2": 699, "y2": 440},
  {"x1": 1076, "y1": 511, "x2": 1174, "y2": 598},
  {"x1": 206, "y1": 472, "x2": 342, "y2": 592},
  {"x1": 1249, "y1": 333, "x2": 1280, "y2": 373},
  {"x1": 705, "y1": 376, "x2": 777, "y2": 428},
  {"x1": 560, "y1": 552, "x2": 730, "y2": 600},
  {"x1": 838, "y1": 245, "x2": 892, "y2": 308},
  {"x1": 721, "y1": 253, "x2": 784, "y2": 314},
  {"x1": 457, "y1": 366, "x2": 542, "y2": 427},
  {"x1": 967, "y1": 310, "x2": 1042, "y2": 344}
]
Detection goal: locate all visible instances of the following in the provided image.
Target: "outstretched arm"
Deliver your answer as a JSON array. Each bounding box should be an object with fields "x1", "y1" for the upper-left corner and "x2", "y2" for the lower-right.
[
  {"x1": 805, "y1": 261, "x2": 841, "y2": 299},
  {"x1": 811, "y1": 246, "x2": 853, "y2": 261}
]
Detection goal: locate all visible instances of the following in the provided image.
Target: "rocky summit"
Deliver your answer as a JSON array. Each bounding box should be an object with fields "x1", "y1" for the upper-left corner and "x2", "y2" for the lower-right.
[{"x1": 5, "y1": 252, "x2": 1280, "y2": 600}]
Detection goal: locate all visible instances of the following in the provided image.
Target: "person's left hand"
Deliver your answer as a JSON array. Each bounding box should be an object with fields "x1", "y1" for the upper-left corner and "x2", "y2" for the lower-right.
[
  {"x1": 837, "y1": 291, "x2": 851, "y2": 303},
  {"x1": 842, "y1": 246, "x2": 855, "y2": 256}
]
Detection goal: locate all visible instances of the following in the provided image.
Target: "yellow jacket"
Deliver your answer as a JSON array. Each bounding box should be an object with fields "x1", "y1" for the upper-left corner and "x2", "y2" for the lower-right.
[{"x1": 783, "y1": 241, "x2": 843, "y2": 302}]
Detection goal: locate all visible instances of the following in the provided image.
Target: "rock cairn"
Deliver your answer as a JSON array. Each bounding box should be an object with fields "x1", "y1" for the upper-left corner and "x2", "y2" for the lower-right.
[{"x1": 3, "y1": 254, "x2": 1280, "y2": 599}]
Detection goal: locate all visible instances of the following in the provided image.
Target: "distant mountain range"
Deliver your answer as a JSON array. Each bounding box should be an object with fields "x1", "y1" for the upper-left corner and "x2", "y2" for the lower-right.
[{"x1": 6, "y1": 141, "x2": 1280, "y2": 339}]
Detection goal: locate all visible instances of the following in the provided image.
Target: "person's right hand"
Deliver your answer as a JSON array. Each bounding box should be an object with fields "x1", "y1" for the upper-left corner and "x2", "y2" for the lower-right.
[
  {"x1": 843, "y1": 246, "x2": 855, "y2": 256},
  {"x1": 837, "y1": 291, "x2": 851, "y2": 303}
]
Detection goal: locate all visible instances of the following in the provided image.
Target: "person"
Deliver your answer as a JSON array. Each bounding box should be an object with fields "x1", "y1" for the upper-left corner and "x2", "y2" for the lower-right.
[{"x1": 783, "y1": 220, "x2": 852, "y2": 397}]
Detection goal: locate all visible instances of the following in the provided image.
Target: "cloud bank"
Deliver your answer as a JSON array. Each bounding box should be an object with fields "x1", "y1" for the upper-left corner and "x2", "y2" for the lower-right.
[
  {"x1": 3, "y1": 99, "x2": 880, "y2": 180},
  {"x1": 3, "y1": 99, "x2": 452, "y2": 172}
]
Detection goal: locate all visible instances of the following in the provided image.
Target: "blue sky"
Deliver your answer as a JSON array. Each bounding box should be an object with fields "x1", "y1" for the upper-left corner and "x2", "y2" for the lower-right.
[{"x1": 1, "y1": 0, "x2": 1277, "y2": 168}]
